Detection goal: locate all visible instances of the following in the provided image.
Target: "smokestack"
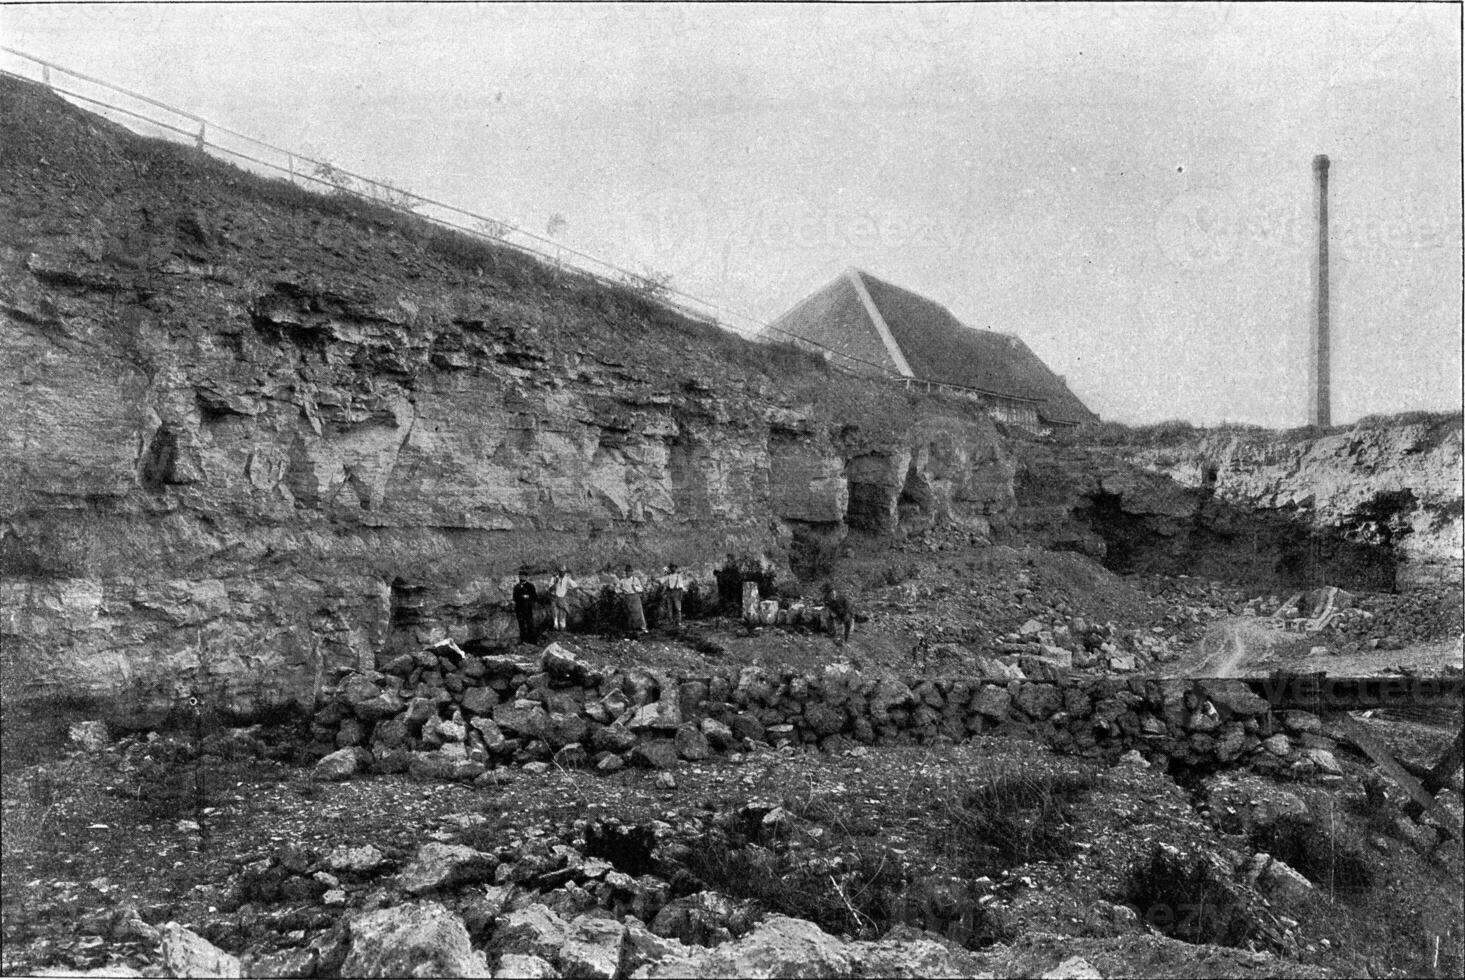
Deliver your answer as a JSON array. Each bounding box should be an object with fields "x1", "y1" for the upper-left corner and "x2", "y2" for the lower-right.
[{"x1": 1308, "y1": 154, "x2": 1331, "y2": 428}]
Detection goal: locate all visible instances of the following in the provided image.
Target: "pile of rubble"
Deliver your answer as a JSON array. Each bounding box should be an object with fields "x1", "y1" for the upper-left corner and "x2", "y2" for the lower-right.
[
  {"x1": 1237, "y1": 584, "x2": 1463, "y2": 650},
  {"x1": 134, "y1": 831, "x2": 1076, "y2": 979}
]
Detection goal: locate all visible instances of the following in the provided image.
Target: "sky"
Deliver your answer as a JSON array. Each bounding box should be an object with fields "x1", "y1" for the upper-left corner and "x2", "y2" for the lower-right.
[{"x1": 3, "y1": 1, "x2": 1461, "y2": 427}]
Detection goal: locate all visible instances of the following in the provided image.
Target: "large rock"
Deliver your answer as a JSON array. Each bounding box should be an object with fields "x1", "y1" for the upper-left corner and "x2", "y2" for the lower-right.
[
  {"x1": 629, "y1": 700, "x2": 683, "y2": 731},
  {"x1": 495, "y1": 701, "x2": 552, "y2": 740},
  {"x1": 1197, "y1": 679, "x2": 1270, "y2": 716},
  {"x1": 557, "y1": 914, "x2": 626, "y2": 980},
  {"x1": 1300, "y1": 747, "x2": 1343, "y2": 776},
  {"x1": 630, "y1": 740, "x2": 679, "y2": 770},
  {"x1": 341, "y1": 902, "x2": 491, "y2": 978},
  {"x1": 461, "y1": 687, "x2": 500, "y2": 716},
  {"x1": 621, "y1": 917, "x2": 687, "y2": 976},
  {"x1": 650, "y1": 891, "x2": 756, "y2": 947},
  {"x1": 354, "y1": 691, "x2": 406, "y2": 722},
  {"x1": 313, "y1": 746, "x2": 371, "y2": 781},
  {"x1": 1013, "y1": 682, "x2": 1063, "y2": 720},
  {"x1": 868, "y1": 678, "x2": 913, "y2": 724},
  {"x1": 159, "y1": 922, "x2": 241, "y2": 978},
  {"x1": 674, "y1": 723, "x2": 713, "y2": 761},
  {"x1": 396, "y1": 843, "x2": 497, "y2": 895},
  {"x1": 542, "y1": 643, "x2": 593, "y2": 685},
  {"x1": 640, "y1": 914, "x2": 850, "y2": 978},
  {"x1": 1042, "y1": 957, "x2": 1104, "y2": 979},
  {"x1": 326, "y1": 843, "x2": 387, "y2": 875},
  {"x1": 971, "y1": 685, "x2": 1012, "y2": 719},
  {"x1": 700, "y1": 717, "x2": 736, "y2": 750},
  {"x1": 802, "y1": 702, "x2": 844, "y2": 737},
  {"x1": 491, "y1": 905, "x2": 571, "y2": 960},
  {"x1": 846, "y1": 935, "x2": 986, "y2": 978},
  {"x1": 548, "y1": 713, "x2": 590, "y2": 750},
  {"x1": 1251, "y1": 853, "x2": 1315, "y2": 906},
  {"x1": 495, "y1": 954, "x2": 560, "y2": 978},
  {"x1": 590, "y1": 721, "x2": 637, "y2": 753}
]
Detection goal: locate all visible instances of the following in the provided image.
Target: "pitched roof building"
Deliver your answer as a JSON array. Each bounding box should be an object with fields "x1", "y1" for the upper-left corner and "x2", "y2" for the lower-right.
[{"x1": 768, "y1": 268, "x2": 1097, "y2": 429}]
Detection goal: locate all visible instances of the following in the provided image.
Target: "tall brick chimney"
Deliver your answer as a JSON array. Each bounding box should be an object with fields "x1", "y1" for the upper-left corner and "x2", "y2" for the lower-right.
[{"x1": 1308, "y1": 154, "x2": 1332, "y2": 428}]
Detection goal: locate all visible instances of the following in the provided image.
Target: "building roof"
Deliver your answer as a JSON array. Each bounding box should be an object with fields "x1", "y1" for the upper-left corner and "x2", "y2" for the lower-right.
[{"x1": 767, "y1": 268, "x2": 1097, "y2": 425}]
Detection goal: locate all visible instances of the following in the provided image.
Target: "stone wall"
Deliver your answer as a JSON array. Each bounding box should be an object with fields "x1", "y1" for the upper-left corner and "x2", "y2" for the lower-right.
[{"x1": 311, "y1": 643, "x2": 1346, "y2": 784}]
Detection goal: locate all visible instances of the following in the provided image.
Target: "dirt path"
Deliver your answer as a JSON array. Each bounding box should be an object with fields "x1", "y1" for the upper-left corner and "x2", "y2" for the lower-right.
[{"x1": 1173, "y1": 617, "x2": 1463, "y2": 678}]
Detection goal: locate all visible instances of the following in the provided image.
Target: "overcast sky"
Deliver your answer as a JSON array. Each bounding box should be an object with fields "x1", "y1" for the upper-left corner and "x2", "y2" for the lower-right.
[{"x1": 4, "y1": 2, "x2": 1460, "y2": 426}]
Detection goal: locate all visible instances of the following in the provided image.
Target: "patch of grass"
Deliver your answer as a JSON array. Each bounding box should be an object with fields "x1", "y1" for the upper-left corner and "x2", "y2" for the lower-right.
[
  {"x1": 945, "y1": 771, "x2": 1097, "y2": 878},
  {"x1": 1123, "y1": 846, "x2": 1259, "y2": 949},
  {"x1": 681, "y1": 834, "x2": 892, "y2": 939},
  {"x1": 1249, "y1": 815, "x2": 1374, "y2": 897}
]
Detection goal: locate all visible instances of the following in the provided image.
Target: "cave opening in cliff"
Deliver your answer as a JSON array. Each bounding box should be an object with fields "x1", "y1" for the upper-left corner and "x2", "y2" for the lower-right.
[
  {"x1": 897, "y1": 464, "x2": 936, "y2": 527},
  {"x1": 843, "y1": 453, "x2": 901, "y2": 535},
  {"x1": 1072, "y1": 490, "x2": 1149, "y2": 575}
]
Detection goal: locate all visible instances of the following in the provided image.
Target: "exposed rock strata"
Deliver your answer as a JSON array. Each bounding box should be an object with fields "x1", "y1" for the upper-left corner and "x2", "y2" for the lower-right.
[
  {"x1": 0, "y1": 77, "x2": 1012, "y2": 722},
  {"x1": 1008, "y1": 418, "x2": 1462, "y2": 591},
  {"x1": 1116, "y1": 421, "x2": 1463, "y2": 588}
]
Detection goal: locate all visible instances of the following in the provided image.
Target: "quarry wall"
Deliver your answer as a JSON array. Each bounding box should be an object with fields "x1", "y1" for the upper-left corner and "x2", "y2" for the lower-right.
[
  {"x1": 2, "y1": 77, "x2": 1457, "y2": 728},
  {"x1": 1008, "y1": 419, "x2": 1463, "y2": 593},
  {"x1": 1115, "y1": 421, "x2": 1464, "y2": 588},
  {"x1": 0, "y1": 77, "x2": 1015, "y2": 721}
]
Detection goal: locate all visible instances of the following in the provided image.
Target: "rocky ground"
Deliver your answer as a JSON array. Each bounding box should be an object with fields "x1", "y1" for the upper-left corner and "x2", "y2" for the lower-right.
[{"x1": 3, "y1": 553, "x2": 1462, "y2": 979}]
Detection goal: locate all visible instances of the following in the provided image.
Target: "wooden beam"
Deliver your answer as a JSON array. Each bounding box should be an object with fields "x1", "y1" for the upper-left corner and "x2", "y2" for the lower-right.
[
  {"x1": 1405, "y1": 728, "x2": 1465, "y2": 821},
  {"x1": 1330, "y1": 714, "x2": 1461, "y2": 841}
]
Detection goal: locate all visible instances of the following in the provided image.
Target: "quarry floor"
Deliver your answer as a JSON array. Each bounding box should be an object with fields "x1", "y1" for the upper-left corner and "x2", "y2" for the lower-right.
[
  {"x1": 2, "y1": 547, "x2": 1462, "y2": 979},
  {"x1": 2, "y1": 717, "x2": 1461, "y2": 978}
]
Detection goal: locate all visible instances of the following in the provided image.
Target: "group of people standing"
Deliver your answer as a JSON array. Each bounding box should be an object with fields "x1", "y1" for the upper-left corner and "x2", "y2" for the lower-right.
[
  {"x1": 510, "y1": 563, "x2": 689, "y2": 644},
  {"x1": 508, "y1": 561, "x2": 853, "y2": 647}
]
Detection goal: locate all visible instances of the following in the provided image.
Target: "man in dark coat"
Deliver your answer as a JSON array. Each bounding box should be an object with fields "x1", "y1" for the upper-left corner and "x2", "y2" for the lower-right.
[
  {"x1": 512, "y1": 568, "x2": 538, "y2": 644},
  {"x1": 823, "y1": 583, "x2": 854, "y2": 646}
]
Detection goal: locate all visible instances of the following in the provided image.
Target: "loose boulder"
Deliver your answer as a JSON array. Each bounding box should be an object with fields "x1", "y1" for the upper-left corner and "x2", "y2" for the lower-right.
[
  {"x1": 313, "y1": 746, "x2": 370, "y2": 781},
  {"x1": 396, "y1": 843, "x2": 497, "y2": 896},
  {"x1": 341, "y1": 902, "x2": 491, "y2": 978},
  {"x1": 159, "y1": 923, "x2": 242, "y2": 978},
  {"x1": 557, "y1": 914, "x2": 626, "y2": 980}
]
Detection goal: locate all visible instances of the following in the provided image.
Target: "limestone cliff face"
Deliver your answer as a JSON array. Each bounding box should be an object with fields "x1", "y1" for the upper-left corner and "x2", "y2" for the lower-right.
[
  {"x1": 1008, "y1": 419, "x2": 1462, "y2": 591},
  {"x1": 0, "y1": 78, "x2": 1015, "y2": 723},
  {"x1": 1116, "y1": 420, "x2": 1463, "y2": 588}
]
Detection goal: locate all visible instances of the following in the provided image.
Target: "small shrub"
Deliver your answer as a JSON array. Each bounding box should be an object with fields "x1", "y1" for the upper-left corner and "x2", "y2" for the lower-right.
[
  {"x1": 571, "y1": 584, "x2": 625, "y2": 636},
  {"x1": 711, "y1": 556, "x2": 779, "y2": 612},
  {"x1": 947, "y1": 771, "x2": 1097, "y2": 877},
  {"x1": 1124, "y1": 846, "x2": 1257, "y2": 948},
  {"x1": 679, "y1": 581, "x2": 717, "y2": 621}
]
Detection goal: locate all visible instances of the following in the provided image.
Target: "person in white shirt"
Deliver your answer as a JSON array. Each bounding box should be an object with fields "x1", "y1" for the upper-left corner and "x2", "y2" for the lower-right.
[
  {"x1": 659, "y1": 563, "x2": 687, "y2": 628},
  {"x1": 617, "y1": 564, "x2": 647, "y2": 634},
  {"x1": 549, "y1": 565, "x2": 577, "y2": 631}
]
